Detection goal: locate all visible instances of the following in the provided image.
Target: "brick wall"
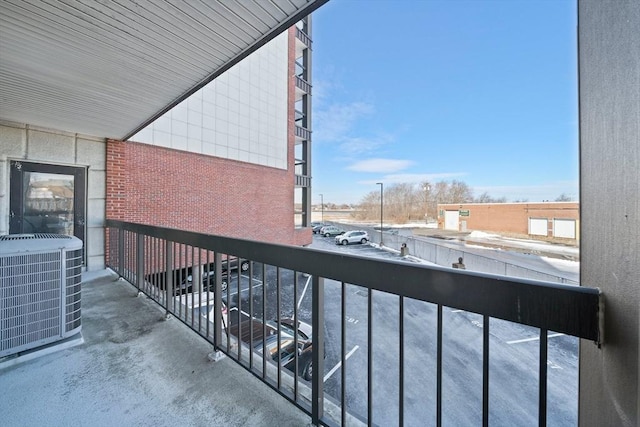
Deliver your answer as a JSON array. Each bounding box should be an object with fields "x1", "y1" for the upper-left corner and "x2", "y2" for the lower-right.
[
  {"x1": 106, "y1": 139, "x2": 311, "y2": 246},
  {"x1": 438, "y1": 202, "x2": 579, "y2": 239}
]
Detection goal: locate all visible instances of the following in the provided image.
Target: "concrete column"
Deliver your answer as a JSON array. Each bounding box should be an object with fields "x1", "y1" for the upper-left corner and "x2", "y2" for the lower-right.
[{"x1": 578, "y1": 1, "x2": 639, "y2": 426}]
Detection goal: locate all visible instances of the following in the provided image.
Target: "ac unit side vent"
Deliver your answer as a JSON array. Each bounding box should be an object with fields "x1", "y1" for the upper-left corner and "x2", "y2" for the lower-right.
[{"x1": 0, "y1": 235, "x2": 82, "y2": 357}]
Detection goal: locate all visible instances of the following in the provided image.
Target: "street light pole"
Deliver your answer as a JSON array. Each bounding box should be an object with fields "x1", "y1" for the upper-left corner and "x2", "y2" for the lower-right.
[
  {"x1": 423, "y1": 184, "x2": 431, "y2": 222},
  {"x1": 319, "y1": 193, "x2": 324, "y2": 223},
  {"x1": 376, "y1": 182, "x2": 383, "y2": 246}
]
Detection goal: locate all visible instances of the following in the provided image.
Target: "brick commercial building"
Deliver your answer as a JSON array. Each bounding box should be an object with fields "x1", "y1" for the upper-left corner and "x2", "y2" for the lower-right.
[{"x1": 437, "y1": 202, "x2": 579, "y2": 241}]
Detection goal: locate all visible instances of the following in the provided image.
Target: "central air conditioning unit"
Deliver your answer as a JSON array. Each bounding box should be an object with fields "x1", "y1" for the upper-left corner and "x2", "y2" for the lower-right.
[{"x1": 0, "y1": 234, "x2": 83, "y2": 358}]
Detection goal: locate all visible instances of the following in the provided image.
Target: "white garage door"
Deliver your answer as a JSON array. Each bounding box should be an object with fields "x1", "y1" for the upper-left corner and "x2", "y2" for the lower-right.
[
  {"x1": 529, "y1": 218, "x2": 548, "y2": 236},
  {"x1": 444, "y1": 210, "x2": 459, "y2": 231},
  {"x1": 553, "y1": 218, "x2": 576, "y2": 239}
]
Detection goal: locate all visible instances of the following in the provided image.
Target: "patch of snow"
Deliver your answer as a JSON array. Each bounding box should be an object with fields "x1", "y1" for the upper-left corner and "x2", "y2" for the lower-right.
[{"x1": 467, "y1": 230, "x2": 501, "y2": 239}]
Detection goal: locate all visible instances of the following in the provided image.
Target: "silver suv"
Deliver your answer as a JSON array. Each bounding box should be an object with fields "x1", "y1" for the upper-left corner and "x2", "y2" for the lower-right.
[{"x1": 335, "y1": 230, "x2": 369, "y2": 245}]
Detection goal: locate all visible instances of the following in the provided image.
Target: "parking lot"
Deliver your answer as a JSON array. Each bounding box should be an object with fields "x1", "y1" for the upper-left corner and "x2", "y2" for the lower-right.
[{"x1": 222, "y1": 233, "x2": 579, "y2": 426}]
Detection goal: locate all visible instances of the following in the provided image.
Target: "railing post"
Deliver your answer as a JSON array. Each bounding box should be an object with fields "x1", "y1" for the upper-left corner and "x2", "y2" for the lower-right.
[
  {"x1": 539, "y1": 329, "x2": 548, "y2": 427},
  {"x1": 165, "y1": 241, "x2": 173, "y2": 316},
  {"x1": 482, "y1": 315, "x2": 490, "y2": 427},
  {"x1": 117, "y1": 227, "x2": 124, "y2": 276},
  {"x1": 311, "y1": 275, "x2": 325, "y2": 425},
  {"x1": 136, "y1": 233, "x2": 144, "y2": 293},
  {"x1": 213, "y1": 252, "x2": 222, "y2": 351}
]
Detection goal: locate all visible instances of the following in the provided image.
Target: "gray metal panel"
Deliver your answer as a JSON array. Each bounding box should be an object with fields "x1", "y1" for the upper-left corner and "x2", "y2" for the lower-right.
[
  {"x1": 578, "y1": 0, "x2": 640, "y2": 425},
  {"x1": 0, "y1": 0, "x2": 327, "y2": 140}
]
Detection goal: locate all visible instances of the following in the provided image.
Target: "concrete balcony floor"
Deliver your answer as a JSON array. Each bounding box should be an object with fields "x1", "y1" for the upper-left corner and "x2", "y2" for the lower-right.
[{"x1": 0, "y1": 270, "x2": 312, "y2": 427}]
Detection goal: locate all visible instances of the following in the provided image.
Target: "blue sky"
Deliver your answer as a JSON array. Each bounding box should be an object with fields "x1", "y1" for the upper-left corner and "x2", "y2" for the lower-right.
[{"x1": 311, "y1": 0, "x2": 578, "y2": 205}]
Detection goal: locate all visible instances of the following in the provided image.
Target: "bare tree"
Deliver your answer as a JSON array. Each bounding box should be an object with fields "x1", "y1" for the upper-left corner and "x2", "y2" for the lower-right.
[
  {"x1": 354, "y1": 179, "x2": 504, "y2": 223},
  {"x1": 475, "y1": 192, "x2": 507, "y2": 203},
  {"x1": 354, "y1": 191, "x2": 380, "y2": 220},
  {"x1": 449, "y1": 180, "x2": 474, "y2": 203},
  {"x1": 555, "y1": 193, "x2": 573, "y2": 202},
  {"x1": 384, "y1": 183, "x2": 418, "y2": 223}
]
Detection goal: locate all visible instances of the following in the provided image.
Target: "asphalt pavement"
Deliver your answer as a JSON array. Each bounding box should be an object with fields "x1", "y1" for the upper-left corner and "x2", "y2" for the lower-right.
[{"x1": 223, "y1": 234, "x2": 579, "y2": 426}]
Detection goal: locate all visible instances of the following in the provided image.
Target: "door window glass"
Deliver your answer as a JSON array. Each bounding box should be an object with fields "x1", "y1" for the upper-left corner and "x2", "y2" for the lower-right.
[{"x1": 22, "y1": 172, "x2": 75, "y2": 236}]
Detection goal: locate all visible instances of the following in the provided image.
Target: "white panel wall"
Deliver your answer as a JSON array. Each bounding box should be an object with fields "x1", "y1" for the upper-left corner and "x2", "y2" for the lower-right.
[
  {"x1": 0, "y1": 121, "x2": 106, "y2": 271},
  {"x1": 131, "y1": 32, "x2": 289, "y2": 170}
]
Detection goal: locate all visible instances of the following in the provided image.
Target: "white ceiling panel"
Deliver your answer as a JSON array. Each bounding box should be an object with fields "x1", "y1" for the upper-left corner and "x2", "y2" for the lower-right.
[{"x1": 0, "y1": 0, "x2": 326, "y2": 140}]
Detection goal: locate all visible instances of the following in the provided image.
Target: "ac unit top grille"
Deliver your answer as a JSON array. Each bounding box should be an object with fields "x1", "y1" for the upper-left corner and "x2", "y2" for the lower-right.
[
  {"x1": 0, "y1": 233, "x2": 74, "y2": 241},
  {"x1": 0, "y1": 233, "x2": 82, "y2": 254}
]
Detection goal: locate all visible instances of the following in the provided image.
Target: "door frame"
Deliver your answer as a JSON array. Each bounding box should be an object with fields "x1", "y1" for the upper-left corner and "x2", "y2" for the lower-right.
[{"x1": 9, "y1": 160, "x2": 87, "y2": 256}]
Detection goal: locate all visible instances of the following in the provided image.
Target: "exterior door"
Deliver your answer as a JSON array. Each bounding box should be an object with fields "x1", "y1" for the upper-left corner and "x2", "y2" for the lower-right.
[
  {"x1": 529, "y1": 217, "x2": 548, "y2": 236},
  {"x1": 444, "y1": 210, "x2": 460, "y2": 231},
  {"x1": 9, "y1": 161, "x2": 86, "y2": 247},
  {"x1": 553, "y1": 218, "x2": 576, "y2": 239}
]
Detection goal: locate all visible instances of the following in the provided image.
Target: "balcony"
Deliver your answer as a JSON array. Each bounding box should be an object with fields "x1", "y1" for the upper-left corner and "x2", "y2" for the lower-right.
[
  {"x1": 295, "y1": 26, "x2": 312, "y2": 48},
  {"x1": 295, "y1": 174, "x2": 311, "y2": 187},
  {"x1": 67, "y1": 220, "x2": 600, "y2": 426},
  {"x1": 295, "y1": 125, "x2": 312, "y2": 141},
  {"x1": 0, "y1": 268, "x2": 313, "y2": 425},
  {"x1": 0, "y1": 220, "x2": 603, "y2": 425},
  {"x1": 296, "y1": 75, "x2": 312, "y2": 96}
]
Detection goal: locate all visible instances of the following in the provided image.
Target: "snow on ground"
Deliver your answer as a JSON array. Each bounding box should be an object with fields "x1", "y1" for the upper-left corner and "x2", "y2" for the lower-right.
[
  {"x1": 540, "y1": 256, "x2": 580, "y2": 276},
  {"x1": 466, "y1": 230, "x2": 579, "y2": 259}
]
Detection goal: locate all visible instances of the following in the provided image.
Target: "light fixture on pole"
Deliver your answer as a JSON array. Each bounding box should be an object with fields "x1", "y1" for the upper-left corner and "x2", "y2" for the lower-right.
[
  {"x1": 423, "y1": 184, "x2": 431, "y2": 222},
  {"x1": 376, "y1": 182, "x2": 383, "y2": 246},
  {"x1": 319, "y1": 193, "x2": 324, "y2": 223}
]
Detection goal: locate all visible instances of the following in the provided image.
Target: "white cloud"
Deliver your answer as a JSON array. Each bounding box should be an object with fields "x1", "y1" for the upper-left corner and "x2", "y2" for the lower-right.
[
  {"x1": 347, "y1": 158, "x2": 414, "y2": 173},
  {"x1": 338, "y1": 135, "x2": 393, "y2": 155},
  {"x1": 314, "y1": 101, "x2": 374, "y2": 142}
]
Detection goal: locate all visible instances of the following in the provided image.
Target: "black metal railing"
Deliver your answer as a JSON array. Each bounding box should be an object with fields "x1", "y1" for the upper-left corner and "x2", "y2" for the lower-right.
[
  {"x1": 105, "y1": 220, "x2": 602, "y2": 427},
  {"x1": 295, "y1": 26, "x2": 311, "y2": 47},
  {"x1": 296, "y1": 75, "x2": 312, "y2": 94},
  {"x1": 295, "y1": 125, "x2": 311, "y2": 141}
]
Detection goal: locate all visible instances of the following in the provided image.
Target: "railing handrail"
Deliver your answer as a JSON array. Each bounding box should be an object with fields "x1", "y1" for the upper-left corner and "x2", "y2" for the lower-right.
[{"x1": 106, "y1": 219, "x2": 601, "y2": 343}]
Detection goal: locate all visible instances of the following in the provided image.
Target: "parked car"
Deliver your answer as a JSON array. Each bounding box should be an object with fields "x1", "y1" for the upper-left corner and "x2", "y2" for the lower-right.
[
  {"x1": 311, "y1": 222, "x2": 326, "y2": 234},
  {"x1": 179, "y1": 256, "x2": 250, "y2": 294},
  {"x1": 335, "y1": 230, "x2": 369, "y2": 245},
  {"x1": 179, "y1": 268, "x2": 228, "y2": 294},
  {"x1": 319, "y1": 225, "x2": 344, "y2": 237},
  {"x1": 228, "y1": 316, "x2": 319, "y2": 380},
  {"x1": 176, "y1": 291, "x2": 230, "y2": 328},
  {"x1": 224, "y1": 256, "x2": 250, "y2": 272}
]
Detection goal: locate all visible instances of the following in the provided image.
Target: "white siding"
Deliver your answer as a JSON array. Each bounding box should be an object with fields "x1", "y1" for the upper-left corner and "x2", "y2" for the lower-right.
[{"x1": 131, "y1": 32, "x2": 289, "y2": 170}]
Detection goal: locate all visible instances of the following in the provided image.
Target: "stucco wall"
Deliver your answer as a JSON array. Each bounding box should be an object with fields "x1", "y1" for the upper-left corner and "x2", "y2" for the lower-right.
[{"x1": 0, "y1": 121, "x2": 106, "y2": 270}]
